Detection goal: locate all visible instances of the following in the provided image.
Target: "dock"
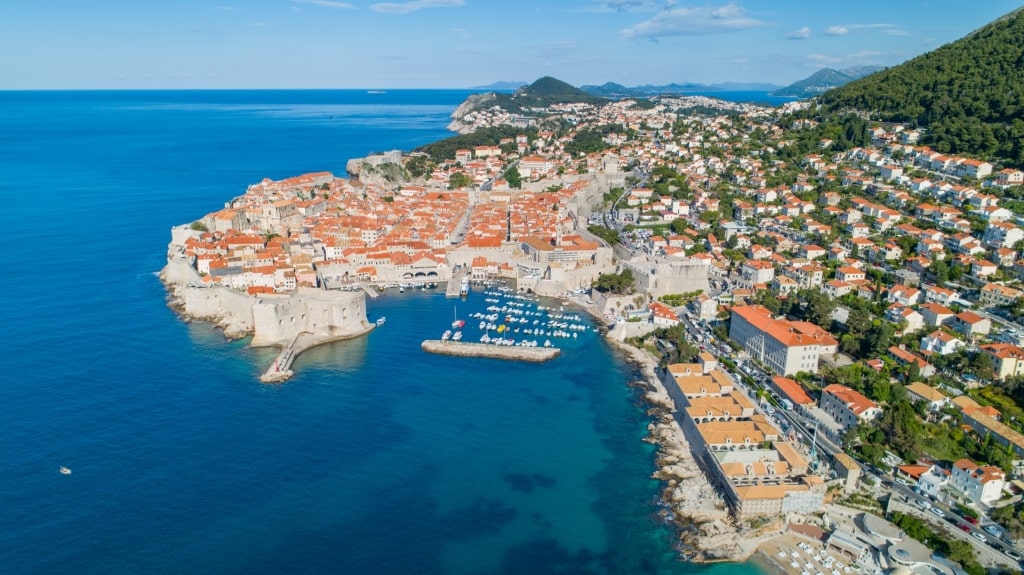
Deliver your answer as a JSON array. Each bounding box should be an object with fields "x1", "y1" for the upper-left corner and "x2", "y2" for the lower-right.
[
  {"x1": 421, "y1": 340, "x2": 560, "y2": 362},
  {"x1": 446, "y1": 272, "x2": 469, "y2": 297},
  {"x1": 260, "y1": 326, "x2": 376, "y2": 383}
]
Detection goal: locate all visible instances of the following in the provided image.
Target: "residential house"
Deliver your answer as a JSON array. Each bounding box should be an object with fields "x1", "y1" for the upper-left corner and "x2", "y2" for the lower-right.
[
  {"x1": 979, "y1": 282, "x2": 1023, "y2": 307},
  {"x1": 950, "y1": 459, "x2": 1005, "y2": 506},
  {"x1": 918, "y1": 303, "x2": 955, "y2": 328},
  {"x1": 923, "y1": 284, "x2": 958, "y2": 306},
  {"x1": 835, "y1": 266, "x2": 866, "y2": 284},
  {"x1": 886, "y1": 304, "x2": 923, "y2": 334},
  {"x1": 771, "y1": 275, "x2": 800, "y2": 296},
  {"x1": 823, "y1": 280, "x2": 852, "y2": 299},
  {"x1": 649, "y1": 301, "x2": 681, "y2": 327},
  {"x1": 951, "y1": 311, "x2": 991, "y2": 340},
  {"x1": 741, "y1": 260, "x2": 775, "y2": 286},
  {"x1": 820, "y1": 384, "x2": 881, "y2": 431},
  {"x1": 920, "y1": 329, "x2": 964, "y2": 356},
  {"x1": 887, "y1": 285, "x2": 922, "y2": 306},
  {"x1": 904, "y1": 382, "x2": 949, "y2": 412},
  {"x1": 980, "y1": 343, "x2": 1024, "y2": 380}
]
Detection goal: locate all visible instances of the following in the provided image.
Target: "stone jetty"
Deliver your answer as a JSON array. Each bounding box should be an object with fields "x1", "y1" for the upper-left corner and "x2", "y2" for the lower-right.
[{"x1": 421, "y1": 340, "x2": 560, "y2": 362}]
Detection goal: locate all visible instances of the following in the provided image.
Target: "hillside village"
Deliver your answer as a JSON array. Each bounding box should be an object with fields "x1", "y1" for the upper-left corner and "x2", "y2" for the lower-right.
[{"x1": 167, "y1": 76, "x2": 1024, "y2": 573}]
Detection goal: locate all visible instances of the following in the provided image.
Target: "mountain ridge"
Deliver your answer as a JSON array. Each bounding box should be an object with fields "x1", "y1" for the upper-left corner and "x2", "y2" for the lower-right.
[
  {"x1": 579, "y1": 81, "x2": 781, "y2": 99},
  {"x1": 770, "y1": 66, "x2": 886, "y2": 98}
]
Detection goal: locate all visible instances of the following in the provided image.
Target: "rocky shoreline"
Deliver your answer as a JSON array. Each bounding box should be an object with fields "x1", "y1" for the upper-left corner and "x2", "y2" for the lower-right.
[
  {"x1": 161, "y1": 268, "x2": 252, "y2": 340},
  {"x1": 446, "y1": 92, "x2": 498, "y2": 133},
  {"x1": 610, "y1": 339, "x2": 757, "y2": 563},
  {"x1": 160, "y1": 257, "x2": 374, "y2": 381}
]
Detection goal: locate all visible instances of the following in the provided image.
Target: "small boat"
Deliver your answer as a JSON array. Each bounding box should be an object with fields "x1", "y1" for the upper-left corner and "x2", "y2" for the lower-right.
[
  {"x1": 60, "y1": 467, "x2": 71, "y2": 475},
  {"x1": 442, "y1": 330, "x2": 452, "y2": 341},
  {"x1": 376, "y1": 317, "x2": 386, "y2": 326},
  {"x1": 460, "y1": 276, "x2": 469, "y2": 297},
  {"x1": 452, "y1": 331, "x2": 463, "y2": 341}
]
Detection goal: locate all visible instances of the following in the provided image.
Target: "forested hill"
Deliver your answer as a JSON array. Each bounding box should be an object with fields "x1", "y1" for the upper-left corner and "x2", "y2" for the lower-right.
[
  {"x1": 494, "y1": 76, "x2": 607, "y2": 112},
  {"x1": 817, "y1": 7, "x2": 1024, "y2": 167}
]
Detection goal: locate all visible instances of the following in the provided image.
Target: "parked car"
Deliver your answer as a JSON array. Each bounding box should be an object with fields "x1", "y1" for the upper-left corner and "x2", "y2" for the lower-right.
[
  {"x1": 960, "y1": 524, "x2": 971, "y2": 533},
  {"x1": 930, "y1": 507, "x2": 945, "y2": 518},
  {"x1": 1005, "y1": 549, "x2": 1021, "y2": 561},
  {"x1": 984, "y1": 524, "x2": 1004, "y2": 537},
  {"x1": 972, "y1": 532, "x2": 987, "y2": 543}
]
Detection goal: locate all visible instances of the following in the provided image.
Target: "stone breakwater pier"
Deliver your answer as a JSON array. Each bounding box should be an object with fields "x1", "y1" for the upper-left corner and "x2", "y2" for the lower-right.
[{"x1": 421, "y1": 340, "x2": 560, "y2": 362}]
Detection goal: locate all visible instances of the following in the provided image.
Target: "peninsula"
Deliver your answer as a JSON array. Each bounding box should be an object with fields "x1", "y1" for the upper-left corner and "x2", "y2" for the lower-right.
[{"x1": 162, "y1": 9, "x2": 1024, "y2": 569}]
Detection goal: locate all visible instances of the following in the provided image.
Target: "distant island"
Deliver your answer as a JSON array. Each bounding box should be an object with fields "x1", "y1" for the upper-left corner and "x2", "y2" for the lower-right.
[
  {"x1": 579, "y1": 80, "x2": 782, "y2": 99},
  {"x1": 468, "y1": 81, "x2": 527, "y2": 91}
]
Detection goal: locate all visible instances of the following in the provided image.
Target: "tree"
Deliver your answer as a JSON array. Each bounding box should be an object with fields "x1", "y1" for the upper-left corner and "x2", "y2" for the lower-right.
[
  {"x1": 845, "y1": 305, "x2": 872, "y2": 336},
  {"x1": 592, "y1": 269, "x2": 635, "y2": 294},
  {"x1": 880, "y1": 399, "x2": 924, "y2": 460},
  {"x1": 862, "y1": 321, "x2": 896, "y2": 358},
  {"x1": 448, "y1": 172, "x2": 472, "y2": 189},
  {"x1": 503, "y1": 166, "x2": 522, "y2": 189},
  {"x1": 970, "y1": 352, "x2": 995, "y2": 380},
  {"x1": 930, "y1": 259, "x2": 949, "y2": 286},
  {"x1": 803, "y1": 289, "x2": 836, "y2": 328},
  {"x1": 190, "y1": 221, "x2": 209, "y2": 232}
]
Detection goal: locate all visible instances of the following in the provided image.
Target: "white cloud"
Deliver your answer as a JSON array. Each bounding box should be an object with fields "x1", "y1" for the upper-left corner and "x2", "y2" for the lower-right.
[
  {"x1": 602, "y1": 0, "x2": 647, "y2": 11},
  {"x1": 826, "y1": 23, "x2": 907, "y2": 37},
  {"x1": 785, "y1": 26, "x2": 811, "y2": 40},
  {"x1": 291, "y1": 0, "x2": 355, "y2": 9},
  {"x1": 450, "y1": 27, "x2": 472, "y2": 39},
  {"x1": 370, "y1": 0, "x2": 464, "y2": 14},
  {"x1": 619, "y1": 2, "x2": 764, "y2": 40}
]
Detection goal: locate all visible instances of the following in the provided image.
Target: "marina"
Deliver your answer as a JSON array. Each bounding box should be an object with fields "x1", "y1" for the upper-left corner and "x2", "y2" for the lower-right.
[{"x1": 429, "y1": 285, "x2": 601, "y2": 352}]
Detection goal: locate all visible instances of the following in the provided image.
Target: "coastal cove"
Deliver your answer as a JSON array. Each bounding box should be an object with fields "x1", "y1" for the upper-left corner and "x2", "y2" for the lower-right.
[{"x1": 0, "y1": 90, "x2": 766, "y2": 574}]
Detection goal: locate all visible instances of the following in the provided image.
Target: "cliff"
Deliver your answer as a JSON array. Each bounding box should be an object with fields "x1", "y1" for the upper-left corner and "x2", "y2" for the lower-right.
[
  {"x1": 447, "y1": 92, "x2": 497, "y2": 133},
  {"x1": 161, "y1": 238, "x2": 374, "y2": 379},
  {"x1": 163, "y1": 260, "x2": 372, "y2": 345}
]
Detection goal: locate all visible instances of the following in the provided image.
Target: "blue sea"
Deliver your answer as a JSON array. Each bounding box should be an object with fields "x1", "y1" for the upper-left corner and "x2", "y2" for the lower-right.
[{"x1": 0, "y1": 90, "x2": 766, "y2": 575}]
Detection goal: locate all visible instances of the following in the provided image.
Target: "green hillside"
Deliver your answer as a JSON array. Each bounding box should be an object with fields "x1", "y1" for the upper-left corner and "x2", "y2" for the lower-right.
[
  {"x1": 492, "y1": 76, "x2": 607, "y2": 112},
  {"x1": 818, "y1": 8, "x2": 1024, "y2": 167}
]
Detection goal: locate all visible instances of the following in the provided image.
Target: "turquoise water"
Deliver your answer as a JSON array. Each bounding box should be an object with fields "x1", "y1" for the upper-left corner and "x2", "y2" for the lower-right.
[{"x1": 0, "y1": 90, "x2": 765, "y2": 574}]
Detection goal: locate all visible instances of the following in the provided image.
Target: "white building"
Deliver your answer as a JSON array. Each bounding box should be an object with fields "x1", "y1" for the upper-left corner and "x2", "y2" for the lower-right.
[
  {"x1": 729, "y1": 305, "x2": 837, "y2": 376},
  {"x1": 950, "y1": 458, "x2": 1005, "y2": 505}
]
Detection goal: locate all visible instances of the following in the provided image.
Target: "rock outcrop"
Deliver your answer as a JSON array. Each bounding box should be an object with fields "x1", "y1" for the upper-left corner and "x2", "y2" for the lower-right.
[{"x1": 447, "y1": 92, "x2": 497, "y2": 133}]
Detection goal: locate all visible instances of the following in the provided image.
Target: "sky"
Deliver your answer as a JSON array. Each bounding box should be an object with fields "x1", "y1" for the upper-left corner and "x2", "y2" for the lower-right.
[{"x1": 3, "y1": 0, "x2": 1023, "y2": 89}]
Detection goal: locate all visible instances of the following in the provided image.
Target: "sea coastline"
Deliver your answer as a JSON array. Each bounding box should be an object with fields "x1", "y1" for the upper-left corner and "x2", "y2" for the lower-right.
[
  {"x1": 5, "y1": 88, "x2": 778, "y2": 575},
  {"x1": 143, "y1": 86, "x2": 771, "y2": 573}
]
